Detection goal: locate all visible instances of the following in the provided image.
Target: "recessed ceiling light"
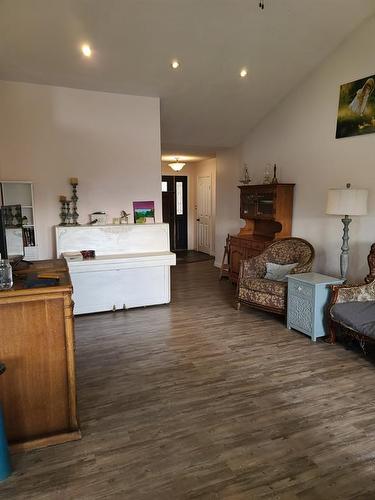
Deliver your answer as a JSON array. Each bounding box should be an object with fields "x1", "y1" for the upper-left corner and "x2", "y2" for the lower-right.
[
  {"x1": 240, "y1": 68, "x2": 248, "y2": 78},
  {"x1": 171, "y1": 60, "x2": 180, "y2": 69},
  {"x1": 81, "y1": 44, "x2": 92, "y2": 58}
]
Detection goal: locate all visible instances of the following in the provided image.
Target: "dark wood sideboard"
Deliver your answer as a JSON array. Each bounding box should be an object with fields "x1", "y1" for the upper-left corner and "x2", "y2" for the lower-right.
[{"x1": 229, "y1": 184, "x2": 295, "y2": 282}]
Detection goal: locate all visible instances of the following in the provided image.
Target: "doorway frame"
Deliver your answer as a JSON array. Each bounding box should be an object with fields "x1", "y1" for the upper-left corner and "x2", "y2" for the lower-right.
[{"x1": 162, "y1": 175, "x2": 188, "y2": 252}]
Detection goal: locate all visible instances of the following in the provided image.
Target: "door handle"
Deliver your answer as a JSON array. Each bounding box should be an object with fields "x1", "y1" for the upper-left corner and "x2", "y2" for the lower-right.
[{"x1": 196, "y1": 218, "x2": 200, "y2": 221}]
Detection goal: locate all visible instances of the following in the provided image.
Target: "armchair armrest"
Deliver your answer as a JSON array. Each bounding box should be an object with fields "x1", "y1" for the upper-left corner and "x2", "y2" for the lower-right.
[
  {"x1": 292, "y1": 262, "x2": 313, "y2": 275},
  {"x1": 331, "y1": 279, "x2": 375, "y2": 305},
  {"x1": 239, "y1": 256, "x2": 266, "y2": 280}
]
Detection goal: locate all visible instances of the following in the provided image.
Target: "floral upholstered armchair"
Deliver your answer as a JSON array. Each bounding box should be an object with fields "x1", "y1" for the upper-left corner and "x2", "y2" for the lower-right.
[
  {"x1": 236, "y1": 237, "x2": 315, "y2": 315},
  {"x1": 329, "y1": 244, "x2": 375, "y2": 350},
  {"x1": 329, "y1": 280, "x2": 375, "y2": 348}
]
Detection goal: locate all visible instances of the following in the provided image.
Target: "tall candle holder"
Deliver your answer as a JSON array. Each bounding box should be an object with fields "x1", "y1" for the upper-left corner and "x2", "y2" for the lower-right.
[
  {"x1": 65, "y1": 200, "x2": 73, "y2": 225},
  {"x1": 59, "y1": 196, "x2": 67, "y2": 225},
  {"x1": 70, "y1": 178, "x2": 80, "y2": 225}
]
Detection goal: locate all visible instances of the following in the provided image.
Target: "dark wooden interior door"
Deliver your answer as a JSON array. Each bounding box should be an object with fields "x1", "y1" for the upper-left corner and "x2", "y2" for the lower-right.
[
  {"x1": 162, "y1": 176, "x2": 175, "y2": 250},
  {"x1": 174, "y1": 176, "x2": 188, "y2": 250},
  {"x1": 162, "y1": 175, "x2": 188, "y2": 251}
]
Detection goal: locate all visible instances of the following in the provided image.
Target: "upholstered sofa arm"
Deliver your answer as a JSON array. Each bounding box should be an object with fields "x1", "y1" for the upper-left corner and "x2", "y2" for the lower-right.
[
  {"x1": 239, "y1": 256, "x2": 266, "y2": 280},
  {"x1": 331, "y1": 280, "x2": 375, "y2": 304},
  {"x1": 291, "y1": 262, "x2": 313, "y2": 275}
]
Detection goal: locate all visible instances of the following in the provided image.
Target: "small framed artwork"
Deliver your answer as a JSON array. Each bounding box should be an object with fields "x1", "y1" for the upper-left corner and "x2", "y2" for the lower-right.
[
  {"x1": 336, "y1": 75, "x2": 375, "y2": 139},
  {"x1": 133, "y1": 201, "x2": 155, "y2": 224}
]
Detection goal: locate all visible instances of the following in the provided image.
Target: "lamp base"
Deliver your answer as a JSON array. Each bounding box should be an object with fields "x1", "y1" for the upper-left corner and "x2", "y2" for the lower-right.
[{"x1": 340, "y1": 215, "x2": 351, "y2": 279}]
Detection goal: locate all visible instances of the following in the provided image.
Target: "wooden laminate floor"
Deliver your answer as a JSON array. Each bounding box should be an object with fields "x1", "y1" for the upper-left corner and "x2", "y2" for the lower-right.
[{"x1": 2, "y1": 261, "x2": 375, "y2": 499}]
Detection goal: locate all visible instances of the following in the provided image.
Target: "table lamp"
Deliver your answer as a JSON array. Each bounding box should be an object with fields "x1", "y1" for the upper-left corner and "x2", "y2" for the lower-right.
[{"x1": 326, "y1": 183, "x2": 368, "y2": 279}]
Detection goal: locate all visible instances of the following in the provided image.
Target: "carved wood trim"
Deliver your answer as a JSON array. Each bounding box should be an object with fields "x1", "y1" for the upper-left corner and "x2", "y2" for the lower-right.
[
  {"x1": 64, "y1": 293, "x2": 79, "y2": 431},
  {"x1": 365, "y1": 242, "x2": 375, "y2": 283}
]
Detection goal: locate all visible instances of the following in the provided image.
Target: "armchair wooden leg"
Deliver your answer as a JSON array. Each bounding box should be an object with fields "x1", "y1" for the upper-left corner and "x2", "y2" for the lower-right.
[
  {"x1": 235, "y1": 301, "x2": 241, "y2": 311},
  {"x1": 328, "y1": 320, "x2": 336, "y2": 344}
]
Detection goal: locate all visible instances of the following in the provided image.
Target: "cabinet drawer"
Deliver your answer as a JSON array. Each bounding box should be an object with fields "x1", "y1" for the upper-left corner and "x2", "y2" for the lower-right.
[
  {"x1": 288, "y1": 280, "x2": 314, "y2": 299},
  {"x1": 288, "y1": 294, "x2": 313, "y2": 334}
]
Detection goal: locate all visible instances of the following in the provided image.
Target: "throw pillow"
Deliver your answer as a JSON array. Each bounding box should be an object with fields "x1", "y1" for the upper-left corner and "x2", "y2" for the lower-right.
[{"x1": 264, "y1": 262, "x2": 298, "y2": 282}]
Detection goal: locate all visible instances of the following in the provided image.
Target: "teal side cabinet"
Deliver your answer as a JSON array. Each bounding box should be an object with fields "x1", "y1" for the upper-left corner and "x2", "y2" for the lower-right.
[{"x1": 287, "y1": 273, "x2": 344, "y2": 341}]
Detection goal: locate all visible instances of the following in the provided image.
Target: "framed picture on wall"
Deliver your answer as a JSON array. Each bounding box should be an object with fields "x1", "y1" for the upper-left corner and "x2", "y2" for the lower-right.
[
  {"x1": 336, "y1": 75, "x2": 375, "y2": 139},
  {"x1": 133, "y1": 201, "x2": 155, "y2": 224}
]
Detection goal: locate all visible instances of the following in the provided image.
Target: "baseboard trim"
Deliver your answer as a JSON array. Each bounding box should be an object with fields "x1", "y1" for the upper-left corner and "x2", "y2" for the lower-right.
[{"x1": 10, "y1": 430, "x2": 82, "y2": 454}]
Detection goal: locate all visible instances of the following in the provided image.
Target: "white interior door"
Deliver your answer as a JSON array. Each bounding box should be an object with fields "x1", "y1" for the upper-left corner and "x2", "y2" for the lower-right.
[{"x1": 196, "y1": 176, "x2": 211, "y2": 254}]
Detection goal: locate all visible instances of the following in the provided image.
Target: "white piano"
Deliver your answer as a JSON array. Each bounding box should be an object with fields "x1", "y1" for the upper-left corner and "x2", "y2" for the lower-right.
[{"x1": 55, "y1": 224, "x2": 176, "y2": 315}]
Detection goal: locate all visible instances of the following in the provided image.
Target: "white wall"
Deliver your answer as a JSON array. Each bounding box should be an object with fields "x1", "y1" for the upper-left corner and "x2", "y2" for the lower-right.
[
  {"x1": 0, "y1": 80, "x2": 162, "y2": 259},
  {"x1": 215, "y1": 147, "x2": 241, "y2": 267},
  {"x1": 240, "y1": 15, "x2": 375, "y2": 280}
]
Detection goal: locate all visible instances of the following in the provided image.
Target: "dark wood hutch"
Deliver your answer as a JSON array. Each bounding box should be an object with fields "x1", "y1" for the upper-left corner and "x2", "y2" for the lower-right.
[{"x1": 229, "y1": 183, "x2": 295, "y2": 282}]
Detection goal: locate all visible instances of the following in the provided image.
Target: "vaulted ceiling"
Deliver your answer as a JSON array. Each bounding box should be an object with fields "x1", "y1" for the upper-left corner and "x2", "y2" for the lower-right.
[{"x1": 1, "y1": 0, "x2": 375, "y2": 150}]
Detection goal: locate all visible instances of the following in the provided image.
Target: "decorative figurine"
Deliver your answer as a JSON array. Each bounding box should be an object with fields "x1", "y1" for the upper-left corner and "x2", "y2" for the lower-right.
[
  {"x1": 89, "y1": 212, "x2": 107, "y2": 225},
  {"x1": 263, "y1": 165, "x2": 272, "y2": 184},
  {"x1": 271, "y1": 163, "x2": 278, "y2": 184},
  {"x1": 120, "y1": 210, "x2": 130, "y2": 224},
  {"x1": 239, "y1": 164, "x2": 251, "y2": 185}
]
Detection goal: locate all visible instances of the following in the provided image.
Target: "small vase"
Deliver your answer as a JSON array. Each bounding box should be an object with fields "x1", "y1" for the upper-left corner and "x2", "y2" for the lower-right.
[{"x1": 263, "y1": 165, "x2": 272, "y2": 184}]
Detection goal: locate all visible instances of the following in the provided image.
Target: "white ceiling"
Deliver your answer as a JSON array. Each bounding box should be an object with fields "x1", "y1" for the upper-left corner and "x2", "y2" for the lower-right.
[{"x1": 1, "y1": 0, "x2": 375, "y2": 151}]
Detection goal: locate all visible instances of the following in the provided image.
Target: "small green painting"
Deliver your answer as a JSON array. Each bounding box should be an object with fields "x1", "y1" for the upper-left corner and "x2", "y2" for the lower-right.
[{"x1": 133, "y1": 201, "x2": 155, "y2": 224}]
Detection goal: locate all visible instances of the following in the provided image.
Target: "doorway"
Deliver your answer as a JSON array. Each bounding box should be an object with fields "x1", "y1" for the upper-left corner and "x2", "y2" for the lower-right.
[
  {"x1": 196, "y1": 175, "x2": 212, "y2": 254},
  {"x1": 162, "y1": 175, "x2": 188, "y2": 251}
]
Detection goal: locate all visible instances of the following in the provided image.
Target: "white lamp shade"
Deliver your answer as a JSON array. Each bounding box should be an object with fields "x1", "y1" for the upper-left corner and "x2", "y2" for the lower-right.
[{"x1": 326, "y1": 187, "x2": 368, "y2": 216}]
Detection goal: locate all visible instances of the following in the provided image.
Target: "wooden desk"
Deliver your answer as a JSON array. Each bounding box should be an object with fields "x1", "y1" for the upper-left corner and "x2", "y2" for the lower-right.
[{"x1": 0, "y1": 259, "x2": 80, "y2": 452}]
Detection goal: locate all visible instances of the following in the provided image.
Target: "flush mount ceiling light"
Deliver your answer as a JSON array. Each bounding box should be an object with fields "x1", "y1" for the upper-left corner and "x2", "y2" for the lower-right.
[
  {"x1": 171, "y1": 60, "x2": 180, "y2": 69},
  {"x1": 240, "y1": 68, "x2": 248, "y2": 78},
  {"x1": 81, "y1": 44, "x2": 92, "y2": 57},
  {"x1": 169, "y1": 158, "x2": 186, "y2": 171}
]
